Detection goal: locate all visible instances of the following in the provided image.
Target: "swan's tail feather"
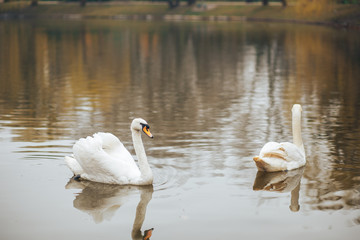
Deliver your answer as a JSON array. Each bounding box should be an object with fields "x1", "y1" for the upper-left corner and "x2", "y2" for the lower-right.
[
  {"x1": 253, "y1": 156, "x2": 271, "y2": 172},
  {"x1": 64, "y1": 155, "x2": 84, "y2": 175},
  {"x1": 253, "y1": 155, "x2": 288, "y2": 172}
]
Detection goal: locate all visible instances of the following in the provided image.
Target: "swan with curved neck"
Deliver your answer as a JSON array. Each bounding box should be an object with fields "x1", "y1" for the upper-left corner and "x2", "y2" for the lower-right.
[
  {"x1": 65, "y1": 118, "x2": 154, "y2": 185},
  {"x1": 253, "y1": 104, "x2": 306, "y2": 172}
]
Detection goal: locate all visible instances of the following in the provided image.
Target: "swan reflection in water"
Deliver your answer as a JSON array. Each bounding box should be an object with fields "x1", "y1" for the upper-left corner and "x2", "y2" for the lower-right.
[
  {"x1": 253, "y1": 167, "x2": 304, "y2": 212},
  {"x1": 66, "y1": 179, "x2": 154, "y2": 240}
]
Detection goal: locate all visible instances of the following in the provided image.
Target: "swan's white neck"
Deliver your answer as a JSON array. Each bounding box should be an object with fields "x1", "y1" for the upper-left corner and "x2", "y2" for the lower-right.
[
  {"x1": 292, "y1": 107, "x2": 305, "y2": 155},
  {"x1": 132, "y1": 129, "x2": 153, "y2": 185}
]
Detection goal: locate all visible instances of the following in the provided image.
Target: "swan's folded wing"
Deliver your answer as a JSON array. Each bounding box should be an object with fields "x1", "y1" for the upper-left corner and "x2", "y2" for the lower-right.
[
  {"x1": 279, "y1": 142, "x2": 305, "y2": 162},
  {"x1": 259, "y1": 142, "x2": 289, "y2": 161},
  {"x1": 72, "y1": 135, "x2": 141, "y2": 183},
  {"x1": 260, "y1": 142, "x2": 304, "y2": 161},
  {"x1": 255, "y1": 141, "x2": 305, "y2": 171},
  {"x1": 93, "y1": 132, "x2": 135, "y2": 164}
]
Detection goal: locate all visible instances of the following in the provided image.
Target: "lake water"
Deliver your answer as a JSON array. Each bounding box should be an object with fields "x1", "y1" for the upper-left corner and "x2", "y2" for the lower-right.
[{"x1": 0, "y1": 19, "x2": 360, "y2": 240}]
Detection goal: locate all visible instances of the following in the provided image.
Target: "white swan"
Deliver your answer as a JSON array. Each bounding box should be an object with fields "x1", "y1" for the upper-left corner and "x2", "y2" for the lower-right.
[
  {"x1": 253, "y1": 104, "x2": 306, "y2": 172},
  {"x1": 64, "y1": 118, "x2": 154, "y2": 185}
]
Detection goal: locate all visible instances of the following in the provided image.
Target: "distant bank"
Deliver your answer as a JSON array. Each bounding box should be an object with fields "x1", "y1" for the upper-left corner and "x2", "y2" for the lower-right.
[{"x1": 1, "y1": 1, "x2": 359, "y2": 29}]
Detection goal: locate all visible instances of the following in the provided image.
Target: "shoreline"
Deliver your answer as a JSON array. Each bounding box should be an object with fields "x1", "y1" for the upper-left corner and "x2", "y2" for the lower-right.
[{"x1": 1, "y1": 2, "x2": 359, "y2": 30}]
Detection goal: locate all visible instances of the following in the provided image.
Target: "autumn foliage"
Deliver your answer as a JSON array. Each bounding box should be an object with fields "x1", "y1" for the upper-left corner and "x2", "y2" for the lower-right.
[{"x1": 295, "y1": 0, "x2": 334, "y2": 15}]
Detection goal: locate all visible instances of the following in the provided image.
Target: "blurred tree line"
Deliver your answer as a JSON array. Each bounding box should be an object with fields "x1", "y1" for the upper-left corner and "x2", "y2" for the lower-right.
[{"x1": 2, "y1": 0, "x2": 359, "y2": 9}]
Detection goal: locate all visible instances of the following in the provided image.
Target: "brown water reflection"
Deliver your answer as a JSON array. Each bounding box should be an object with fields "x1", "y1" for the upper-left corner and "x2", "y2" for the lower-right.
[
  {"x1": 1, "y1": 19, "x2": 360, "y2": 238},
  {"x1": 66, "y1": 179, "x2": 153, "y2": 239},
  {"x1": 253, "y1": 168, "x2": 304, "y2": 212}
]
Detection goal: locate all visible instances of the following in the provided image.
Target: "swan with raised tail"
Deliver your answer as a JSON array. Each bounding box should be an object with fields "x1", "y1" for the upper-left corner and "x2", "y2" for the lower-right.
[
  {"x1": 253, "y1": 104, "x2": 306, "y2": 172},
  {"x1": 64, "y1": 118, "x2": 154, "y2": 185}
]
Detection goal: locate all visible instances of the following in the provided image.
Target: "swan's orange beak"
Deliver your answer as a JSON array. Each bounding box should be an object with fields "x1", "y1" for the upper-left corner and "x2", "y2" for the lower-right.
[
  {"x1": 144, "y1": 228, "x2": 154, "y2": 240},
  {"x1": 142, "y1": 126, "x2": 153, "y2": 138}
]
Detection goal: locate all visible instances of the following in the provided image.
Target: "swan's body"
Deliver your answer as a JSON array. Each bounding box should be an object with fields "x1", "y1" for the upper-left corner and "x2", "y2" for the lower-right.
[
  {"x1": 65, "y1": 118, "x2": 154, "y2": 185},
  {"x1": 253, "y1": 104, "x2": 306, "y2": 172}
]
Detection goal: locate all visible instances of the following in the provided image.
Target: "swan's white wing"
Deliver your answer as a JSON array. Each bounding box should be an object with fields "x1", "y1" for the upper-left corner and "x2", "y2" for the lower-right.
[
  {"x1": 279, "y1": 142, "x2": 305, "y2": 166},
  {"x1": 72, "y1": 133, "x2": 141, "y2": 184},
  {"x1": 254, "y1": 142, "x2": 305, "y2": 172},
  {"x1": 92, "y1": 132, "x2": 135, "y2": 164}
]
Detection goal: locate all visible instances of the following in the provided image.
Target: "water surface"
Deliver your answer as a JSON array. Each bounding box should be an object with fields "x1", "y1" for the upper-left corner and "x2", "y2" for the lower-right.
[{"x1": 0, "y1": 19, "x2": 360, "y2": 240}]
